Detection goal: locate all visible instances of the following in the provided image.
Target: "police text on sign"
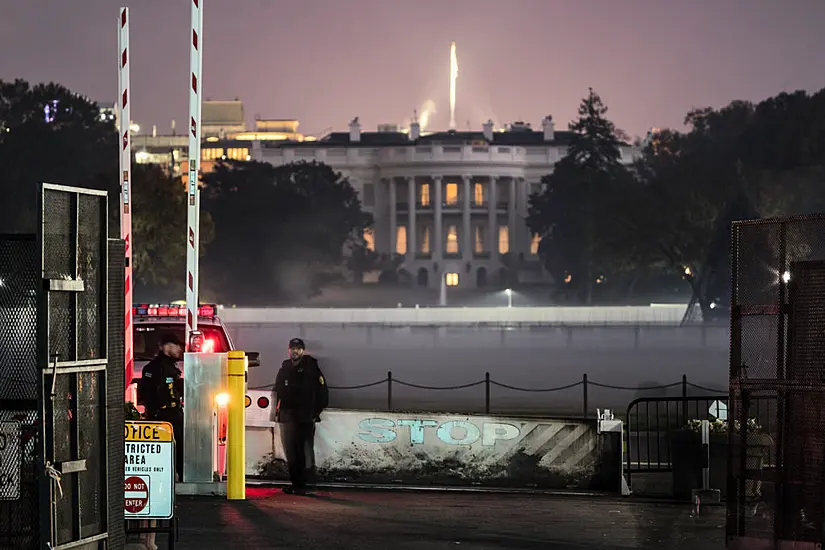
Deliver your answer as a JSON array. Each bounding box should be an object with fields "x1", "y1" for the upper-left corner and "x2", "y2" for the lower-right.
[
  {"x1": 124, "y1": 421, "x2": 175, "y2": 519},
  {"x1": 0, "y1": 421, "x2": 21, "y2": 500}
]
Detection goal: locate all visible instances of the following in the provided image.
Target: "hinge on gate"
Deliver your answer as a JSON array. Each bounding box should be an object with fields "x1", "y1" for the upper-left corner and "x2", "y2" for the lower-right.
[
  {"x1": 43, "y1": 278, "x2": 85, "y2": 292},
  {"x1": 56, "y1": 459, "x2": 87, "y2": 474}
]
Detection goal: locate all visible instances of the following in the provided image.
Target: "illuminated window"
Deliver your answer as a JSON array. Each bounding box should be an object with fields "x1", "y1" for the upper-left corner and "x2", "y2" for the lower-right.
[
  {"x1": 396, "y1": 226, "x2": 407, "y2": 255},
  {"x1": 474, "y1": 183, "x2": 484, "y2": 205},
  {"x1": 498, "y1": 226, "x2": 509, "y2": 254},
  {"x1": 203, "y1": 148, "x2": 224, "y2": 160},
  {"x1": 474, "y1": 226, "x2": 485, "y2": 253},
  {"x1": 420, "y1": 226, "x2": 430, "y2": 254},
  {"x1": 364, "y1": 229, "x2": 375, "y2": 251},
  {"x1": 530, "y1": 233, "x2": 541, "y2": 255},
  {"x1": 420, "y1": 183, "x2": 430, "y2": 206},
  {"x1": 445, "y1": 272, "x2": 459, "y2": 287},
  {"x1": 445, "y1": 183, "x2": 458, "y2": 205},
  {"x1": 446, "y1": 225, "x2": 459, "y2": 254}
]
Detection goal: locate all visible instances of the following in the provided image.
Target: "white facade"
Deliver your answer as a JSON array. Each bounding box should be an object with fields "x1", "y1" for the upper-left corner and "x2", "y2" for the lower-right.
[{"x1": 252, "y1": 117, "x2": 640, "y2": 289}]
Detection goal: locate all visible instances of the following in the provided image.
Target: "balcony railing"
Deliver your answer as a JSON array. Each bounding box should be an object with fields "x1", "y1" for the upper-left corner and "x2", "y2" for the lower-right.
[
  {"x1": 377, "y1": 144, "x2": 528, "y2": 164},
  {"x1": 415, "y1": 252, "x2": 433, "y2": 260},
  {"x1": 473, "y1": 251, "x2": 492, "y2": 259}
]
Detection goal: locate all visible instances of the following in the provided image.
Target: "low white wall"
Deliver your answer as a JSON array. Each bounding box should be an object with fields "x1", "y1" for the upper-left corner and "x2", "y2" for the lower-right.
[
  {"x1": 244, "y1": 403, "x2": 604, "y2": 489},
  {"x1": 221, "y1": 305, "x2": 688, "y2": 326}
]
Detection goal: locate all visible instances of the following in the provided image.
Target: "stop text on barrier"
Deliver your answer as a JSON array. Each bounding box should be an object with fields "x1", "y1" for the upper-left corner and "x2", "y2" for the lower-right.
[{"x1": 358, "y1": 417, "x2": 520, "y2": 446}]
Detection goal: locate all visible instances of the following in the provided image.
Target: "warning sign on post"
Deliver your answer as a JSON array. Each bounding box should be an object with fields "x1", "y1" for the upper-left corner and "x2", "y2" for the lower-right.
[
  {"x1": 0, "y1": 421, "x2": 21, "y2": 500},
  {"x1": 124, "y1": 421, "x2": 175, "y2": 519}
]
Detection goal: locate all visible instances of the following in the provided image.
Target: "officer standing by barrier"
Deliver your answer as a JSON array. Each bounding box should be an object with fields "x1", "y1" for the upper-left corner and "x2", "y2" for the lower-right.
[
  {"x1": 271, "y1": 338, "x2": 329, "y2": 494},
  {"x1": 138, "y1": 333, "x2": 185, "y2": 479}
]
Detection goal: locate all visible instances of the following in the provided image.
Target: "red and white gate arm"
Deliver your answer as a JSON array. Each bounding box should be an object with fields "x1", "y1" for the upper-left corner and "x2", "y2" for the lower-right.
[
  {"x1": 118, "y1": 7, "x2": 135, "y2": 398},
  {"x1": 185, "y1": 0, "x2": 204, "y2": 350}
]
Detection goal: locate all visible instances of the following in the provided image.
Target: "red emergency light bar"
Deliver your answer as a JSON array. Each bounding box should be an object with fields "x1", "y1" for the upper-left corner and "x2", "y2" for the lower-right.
[{"x1": 133, "y1": 303, "x2": 218, "y2": 318}]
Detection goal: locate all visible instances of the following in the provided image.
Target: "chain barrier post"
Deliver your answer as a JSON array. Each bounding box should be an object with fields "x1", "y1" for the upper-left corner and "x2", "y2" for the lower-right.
[
  {"x1": 387, "y1": 371, "x2": 392, "y2": 411},
  {"x1": 583, "y1": 373, "x2": 589, "y2": 419},
  {"x1": 485, "y1": 372, "x2": 491, "y2": 414}
]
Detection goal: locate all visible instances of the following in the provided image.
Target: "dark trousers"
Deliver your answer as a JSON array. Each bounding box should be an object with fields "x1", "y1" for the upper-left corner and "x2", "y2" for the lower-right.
[
  {"x1": 279, "y1": 422, "x2": 316, "y2": 489},
  {"x1": 155, "y1": 407, "x2": 184, "y2": 480}
]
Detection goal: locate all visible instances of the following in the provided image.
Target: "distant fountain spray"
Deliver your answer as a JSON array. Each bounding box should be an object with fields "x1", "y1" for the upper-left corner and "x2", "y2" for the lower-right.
[{"x1": 449, "y1": 41, "x2": 458, "y2": 130}]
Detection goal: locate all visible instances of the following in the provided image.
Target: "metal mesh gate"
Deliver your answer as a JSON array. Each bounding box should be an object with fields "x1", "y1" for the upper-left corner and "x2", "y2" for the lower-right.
[
  {"x1": 38, "y1": 184, "x2": 111, "y2": 549},
  {"x1": 106, "y1": 239, "x2": 126, "y2": 549},
  {"x1": 0, "y1": 235, "x2": 40, "y2": 550},
  {"x1": 728, "y1": 215, "x2": 825, "y2": 548}
]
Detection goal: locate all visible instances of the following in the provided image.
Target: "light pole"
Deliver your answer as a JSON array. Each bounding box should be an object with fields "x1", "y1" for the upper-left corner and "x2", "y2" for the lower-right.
[{"x1": 505, "y1": 288, "x2": 512, "y2": 308}]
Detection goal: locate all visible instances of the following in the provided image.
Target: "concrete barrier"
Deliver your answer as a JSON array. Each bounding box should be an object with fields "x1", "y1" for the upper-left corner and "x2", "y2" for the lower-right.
[{"x1": 245, "y1": 398, "x2": 612, "y2": 490}]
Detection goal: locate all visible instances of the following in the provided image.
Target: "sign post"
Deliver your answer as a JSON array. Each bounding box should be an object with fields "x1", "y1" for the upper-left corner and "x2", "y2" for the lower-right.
[{"x1": 124, "y1": 421, "x2": 175, "y2": 519}]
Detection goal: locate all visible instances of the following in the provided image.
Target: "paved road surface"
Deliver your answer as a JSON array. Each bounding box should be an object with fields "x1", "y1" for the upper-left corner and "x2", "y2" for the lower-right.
[{"x1": 164, "y1": 488, "x2": 725, "y2": 550}]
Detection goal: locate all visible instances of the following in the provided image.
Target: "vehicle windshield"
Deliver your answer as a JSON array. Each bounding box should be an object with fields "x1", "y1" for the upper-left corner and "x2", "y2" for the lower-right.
[{"x1": 134, "y1": 324, "x2": 229, "y2": 360}]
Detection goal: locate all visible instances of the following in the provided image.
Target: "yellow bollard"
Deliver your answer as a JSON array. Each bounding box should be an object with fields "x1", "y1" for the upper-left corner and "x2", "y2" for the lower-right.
[{"x1": 227, "y1": 350, "x2": 246, "y2": 500}]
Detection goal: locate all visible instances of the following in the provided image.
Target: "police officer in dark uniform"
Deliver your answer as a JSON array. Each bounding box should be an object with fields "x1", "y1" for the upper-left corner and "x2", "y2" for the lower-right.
[
  {"x1": 272, "y1": 338, "x2": 328, "y2": 494},
  {"x1": 137, "y1": 333, "x2": 185, "y2": 479}
]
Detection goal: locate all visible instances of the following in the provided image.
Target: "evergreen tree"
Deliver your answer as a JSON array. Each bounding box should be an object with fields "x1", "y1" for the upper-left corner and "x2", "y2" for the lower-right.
[{"x1": 527, "y1": 88, "x2": 632, "y2": 304}]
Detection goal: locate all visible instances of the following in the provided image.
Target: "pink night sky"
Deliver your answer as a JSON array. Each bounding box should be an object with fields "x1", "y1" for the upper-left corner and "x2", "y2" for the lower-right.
[{"x1": 2, "y1": 0, "x2": 825, "y2": 139}]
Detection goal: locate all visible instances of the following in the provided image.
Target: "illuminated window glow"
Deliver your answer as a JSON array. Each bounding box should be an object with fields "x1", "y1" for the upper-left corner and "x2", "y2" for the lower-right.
[
  {"x1": 364, "y1": 229, "x2": 375, "y2": 251},
  {"x1": 530, "y1": 233, "x2": 541, "y2": 255},
  {"x1": 420, "y1": 226, "x2": 431, "y2": 254},
  {"x1": 446, "y1": 225, "x2": 459, "y2": 254},
  {"x1": 498, "y1": 226, "x2": 509, "y2": 254},
  {"x1": 445, "y1": 183, "x2": 458, "y2": 206},
  {"x1": 420, "y1": 183, "x2": 431, "y2": 206},
  {"x1": 475, "y1": 226, "x2": 485, "y2": 253},
  {"x1": 474, "y1": 183, "x2": 484, "y2": 205},
  {"x1": 445, "y1": 272, "x2": 459, "y2": 287},
  {"x1": 396, "y1": 226, "x2": 407, "y2": 255}
]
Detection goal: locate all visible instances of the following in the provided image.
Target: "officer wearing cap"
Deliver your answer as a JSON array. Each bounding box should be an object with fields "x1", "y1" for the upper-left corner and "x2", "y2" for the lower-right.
[
  {"x1": 272, "y1": 338, "x2": 329, "y2": 494},
  {"x1": 138, "y1": 333, "x2": 185, "y2": 478}
]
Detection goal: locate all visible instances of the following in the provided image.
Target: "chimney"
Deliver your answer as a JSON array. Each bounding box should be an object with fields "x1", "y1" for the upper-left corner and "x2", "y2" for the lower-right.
[
  {"x1": 409, "y1": 120, "x2": 420, "y2": 141},
  {"x1": 482, "y1": 119, "x2": 494, "y2": 141},
  {"x1": 542, "y1": 115, "x2": 555, "y2": 141},
  {"x1": 349, "y1": 117, "x2": 361, "y2": 143}
]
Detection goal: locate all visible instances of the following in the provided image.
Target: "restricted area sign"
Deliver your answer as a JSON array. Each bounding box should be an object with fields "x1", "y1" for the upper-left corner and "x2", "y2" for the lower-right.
[
  {"x1": 124, "y1": 421, "x2": 175, "y2": 519},
  {"x1": 0, "y1": 421, "x2": 21, "y2": 500}
]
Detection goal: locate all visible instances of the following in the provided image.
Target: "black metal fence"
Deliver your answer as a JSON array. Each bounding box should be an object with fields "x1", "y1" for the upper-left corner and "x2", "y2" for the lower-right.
[
  {"x1": 728, "y1": 215, "x2": 825, "y2": 545},
  {"x1": 0, "y1": 235, "x2": 40, "y2": 550},
  {"x1": 251, "y1": 373, "x2": 725, "y2": 418},
  {"x1": 624, "y1": 395, "x2": 778, "y2": 481}
]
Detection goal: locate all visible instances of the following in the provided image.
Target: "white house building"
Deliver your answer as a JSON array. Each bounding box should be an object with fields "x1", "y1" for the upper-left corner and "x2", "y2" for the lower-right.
[{"x1": 252, "y1": 116, "x2": 640, "y2": 290}]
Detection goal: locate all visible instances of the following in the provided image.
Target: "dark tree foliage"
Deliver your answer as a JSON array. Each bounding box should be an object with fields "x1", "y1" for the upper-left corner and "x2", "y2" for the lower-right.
[
  {"x1": 201, "y1": 160, "x2": 372, "y2": 304},
  {"x1": 527, "y1": 88, "x2": 633, "y2": 304},
  {"x1": 0, "y1": 78, "x2": 215, "y2": 299},
  {"x1": 0, "y1": 79, "x2": 117, "y2": 232}
]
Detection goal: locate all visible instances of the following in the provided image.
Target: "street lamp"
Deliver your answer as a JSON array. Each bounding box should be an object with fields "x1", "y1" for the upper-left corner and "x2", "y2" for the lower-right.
[{"x1": 505, "y1": 288, "x2": 512, "y2": 308}]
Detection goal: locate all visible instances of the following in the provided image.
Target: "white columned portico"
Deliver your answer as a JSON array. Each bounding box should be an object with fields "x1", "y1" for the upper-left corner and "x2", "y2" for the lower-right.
[
  {"x1": 488, "y1": 177, "x2": 497, "y2": 256},
  {"x1": 462, "y1": 175, "x2": 472, "y2": 259},
  {"x1": 407, "y1": 176, "x2": 416, "y2": 259},
  {"x1": 508, "y1": 177, "x2": 517, "y2": 255},
  {"x1": 433, "y1": 176, "x2": 443, "y2": 260},
  {"x1": 388, "y1": 178, "x2": 397, "y2": 254}
]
